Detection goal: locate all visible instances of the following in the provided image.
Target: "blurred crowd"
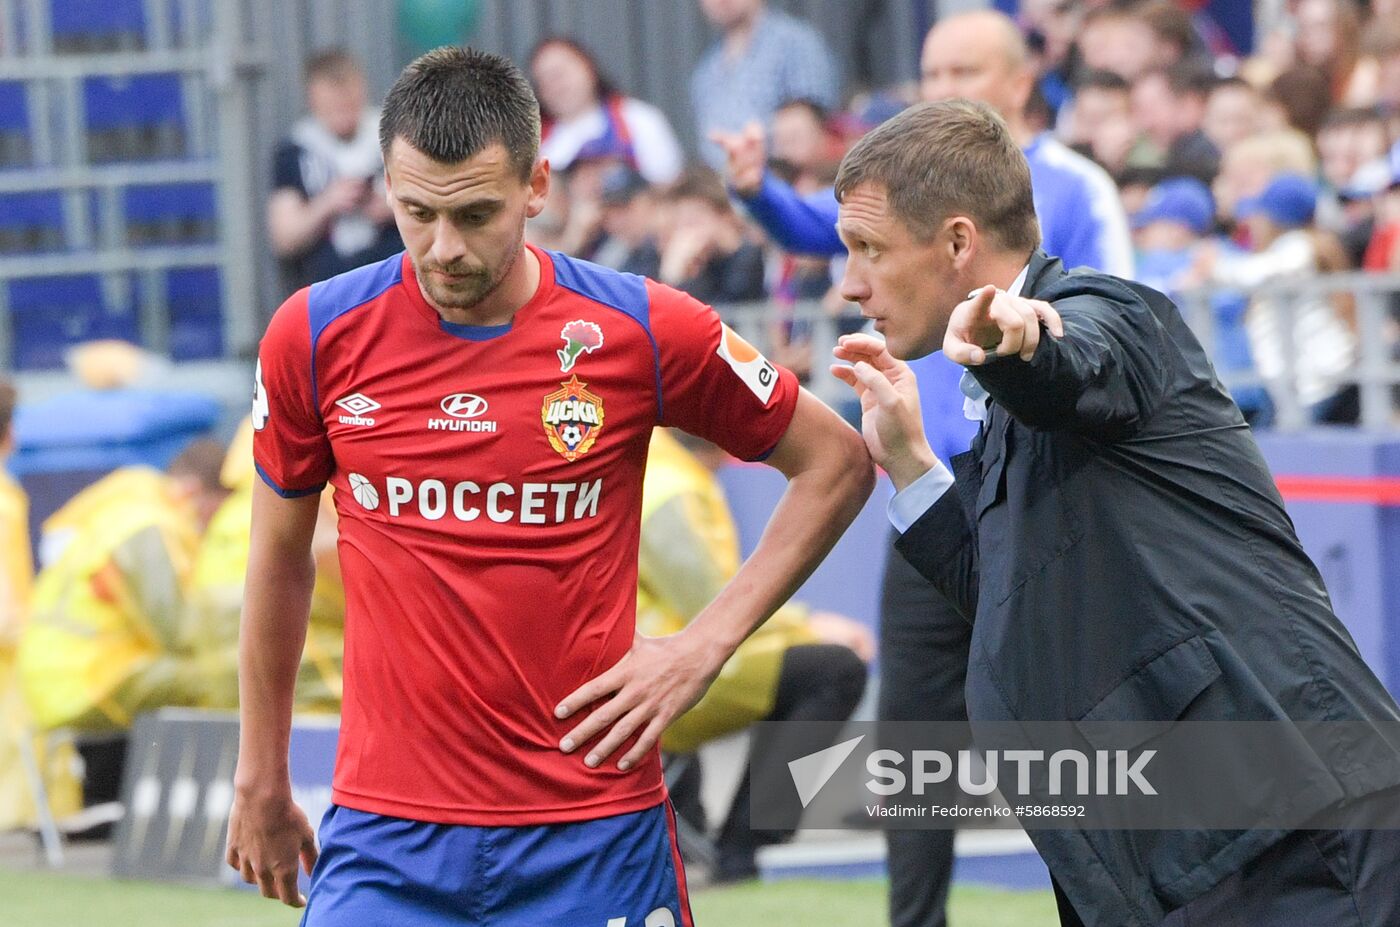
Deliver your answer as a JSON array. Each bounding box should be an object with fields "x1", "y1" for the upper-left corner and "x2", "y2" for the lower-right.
[
  {"x1": 481, "y1": 0, "x2": 1399, "y2": 425},
  {"x1": 262, "y1": 0, "x2": 1400, "y2": 428}
]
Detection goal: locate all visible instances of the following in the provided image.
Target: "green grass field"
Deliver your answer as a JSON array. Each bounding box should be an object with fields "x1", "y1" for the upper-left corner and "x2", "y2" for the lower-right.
[{"x1": 0, "y1": 868, "x2": 1059, "y2": 926}]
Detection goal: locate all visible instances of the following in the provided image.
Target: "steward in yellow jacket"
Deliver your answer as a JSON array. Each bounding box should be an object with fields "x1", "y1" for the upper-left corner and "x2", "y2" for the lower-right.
[
  {"x1": 17, "y1": 442, "x2": 228, "y2": 733},
  {"x1": 0, "y1": 381, "x2": 80, "y2": 828},
  {"x1": 186, "y1": 418, "x2": 345, "y2": 713}
]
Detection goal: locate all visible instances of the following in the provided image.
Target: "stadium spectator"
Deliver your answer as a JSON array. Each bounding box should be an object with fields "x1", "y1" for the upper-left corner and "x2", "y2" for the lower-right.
[
  {"x1": 1294, "y1": 0, "x2": 1378, "y2": 105},
  {"x1": 639, "y1": 429, "x2": 871, "y2": 883},
  {"x1": 691, "y1": 0, "x2": 840, "y2": 167},
  {"x1": 1135, "y1": 0, "x2": 1213, "y2": 71},
  {"x1": 1075, "y1": 4, "x2": 1164, "y2": 82},
  {"x1": 1317, "y1": 106, "x2": 1391, "y2": 261},
  {"x1": 769, "y1": 99, "x2": 839, "y2": 193},
  {"x1": 1363, "y1": 18, "x2": 1400, "y2": 112},
  {"x1": 1019, "y1": 0, "x2": 1080, "y2": 118},
  {"x1": 1194, "y1": 173, "x2": 1360, "y2": 423},
  {"x1": 1362, "y1": 144, "x2": 1400, "y2": 273},
  {"x1": 1213, "y1": 128, "x2": 1318, "y2": 224},
  {"x1": 1060, "y1": 69, "x2": 1140, "y2": 176},
  {"x1": 0, "y1": 379, "x2": 82, "y2": 833},
  {"x1": 658, "y1": 167, "x2": 767, "y2": 306},
  {"x1": 590, "y1": 165, "x2": 662, "y2": 278},
  {"x1": 267, "y1": 50, "x2": 402, "y2": 292},
  {"x1": 1202, "y1": 76, "x2": 1267, "y2": 155},
  {"x1": 1131, "y1": 177, "x2": 1273, "y2": 425},
  {"x1": 16, "y1": 440, "x2": 228, "y2": 812},
  {"x1": 1129, "y1": 64, "x2": 1221, "y2": 182},
  {"x1": 1266, "y1": 64, "x2": 1339, "y2": 139},
  {"x1": 530, "y1": 37, "x2": 684, "y2": 185}
]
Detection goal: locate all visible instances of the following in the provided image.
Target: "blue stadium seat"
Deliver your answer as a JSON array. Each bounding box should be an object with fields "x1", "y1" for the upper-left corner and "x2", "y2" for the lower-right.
[
  {"x1": 8, "y1": 274, "x2": 140, "y2": 370},
  {"x1": 0, "y1": 81, "x2": 33, "y2": 167},
  {"x1": 0, "y1": 191, "x2": 65, "y2": 253},
  {"x1": 165, "y1": 266, "x2": 223, "y2": 360},
  {"x1": 83, "y1": 73, "x2": 186, "y2": 162},
  {"x1": 123, "y1": 182, "x2": 218, "y2": 245},
  {"x1": 50, "y1": 0, "x2": 148, "y2": 53}
]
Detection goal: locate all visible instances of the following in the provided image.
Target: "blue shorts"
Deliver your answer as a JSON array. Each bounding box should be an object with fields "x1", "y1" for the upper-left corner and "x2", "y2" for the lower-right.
[{"x1": 300, "y1": 801, "x2": 695, "y2": 927}]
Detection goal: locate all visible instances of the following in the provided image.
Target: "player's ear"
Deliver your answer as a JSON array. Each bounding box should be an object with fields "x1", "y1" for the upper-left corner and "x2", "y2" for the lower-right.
[{"x1": 525, "y1": 158, "x2": 551, "y2": 219}]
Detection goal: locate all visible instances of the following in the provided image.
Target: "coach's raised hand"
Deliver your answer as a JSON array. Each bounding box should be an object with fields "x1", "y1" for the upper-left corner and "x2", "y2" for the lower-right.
[
  {"x1": 944, "y1": 284, "x2": 1063, "y2": 366},
  {"x1": 831, "y1": 333, "x2": 938, "y2": 491}
]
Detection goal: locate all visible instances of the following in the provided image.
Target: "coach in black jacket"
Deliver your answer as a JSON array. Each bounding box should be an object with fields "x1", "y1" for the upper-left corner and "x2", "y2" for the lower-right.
[{"x1": 830, "y1": 100, "x2": 1400, "y2": 926}]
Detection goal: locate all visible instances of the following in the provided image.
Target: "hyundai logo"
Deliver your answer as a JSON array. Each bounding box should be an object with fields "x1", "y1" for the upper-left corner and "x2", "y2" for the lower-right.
[{"x1": 441, "y1": 393, "x2": 489, "y2": 419}]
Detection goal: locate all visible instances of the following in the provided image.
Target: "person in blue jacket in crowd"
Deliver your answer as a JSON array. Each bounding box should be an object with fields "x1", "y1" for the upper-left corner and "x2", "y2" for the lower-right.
[
  {"x1": 1130, "y1": 176, "x2": 1274, "y2": 427},
  {"x1": 713, "y1": 11, "x2": 1131, "y2": 927}
]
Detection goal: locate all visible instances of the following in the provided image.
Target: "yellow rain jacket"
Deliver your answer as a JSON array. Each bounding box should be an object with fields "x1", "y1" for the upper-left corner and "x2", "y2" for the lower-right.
[
  {"x1": 17, "y1": 467, "x2": 204, "y2": 732},
  {"x1": 0, "y1": 472, "x2": 80, "y2": 827},
  {"x1": 638, "y1": 430, "x2": 816, "y2": 754},
  {"x1": 185, "y1": 419, "x2": 345, "y2": 713}
]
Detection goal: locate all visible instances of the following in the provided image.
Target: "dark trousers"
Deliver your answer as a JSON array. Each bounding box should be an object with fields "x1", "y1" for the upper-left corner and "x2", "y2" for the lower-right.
[{"x1": 878, "y1": 534, "x2": 972, "y2": 927}]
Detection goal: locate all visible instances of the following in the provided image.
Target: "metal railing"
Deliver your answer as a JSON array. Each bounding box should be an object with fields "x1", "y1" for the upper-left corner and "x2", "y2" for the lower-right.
[{"x1": 718, "y1": 273, "x2": 1400, "y2": 433}]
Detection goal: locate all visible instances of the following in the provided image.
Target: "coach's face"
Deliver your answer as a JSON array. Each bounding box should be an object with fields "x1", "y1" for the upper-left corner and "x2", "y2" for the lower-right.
[
  {"x1": 837, "y1": 182, "x2": 974, "y2": 360},
  {"x1": 385, "y1": 138, "x2": 549, "y2": 317}
]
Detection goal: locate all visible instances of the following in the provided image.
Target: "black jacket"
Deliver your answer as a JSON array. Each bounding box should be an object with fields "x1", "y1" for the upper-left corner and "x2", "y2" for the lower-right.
[{"x1": 895, "y1": 252, "x2": 1400, "y2": 926}]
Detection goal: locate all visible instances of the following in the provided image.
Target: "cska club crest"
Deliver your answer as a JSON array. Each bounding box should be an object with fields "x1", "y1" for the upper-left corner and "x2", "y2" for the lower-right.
[{"x1": 542, "y1": 375, "x2": 605, "y2": 461}]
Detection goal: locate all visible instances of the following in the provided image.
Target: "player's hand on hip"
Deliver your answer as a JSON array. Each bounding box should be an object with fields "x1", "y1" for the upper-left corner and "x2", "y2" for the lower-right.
[
  {"x1": 944, "y1": 285, "x2": 1063, "y2": 366},
  {"x1": 556, "y1": 630, "x2": 722, "y2": 772},
  {"x1": 710, "y1": 121, "x2": 767, "y2": 197},
  {"x1": 225, "y1": 788, "x2": 318, "y2": 908},
  {"x1": 830, "y1": 333, "x2": 939, "y2": 491}
]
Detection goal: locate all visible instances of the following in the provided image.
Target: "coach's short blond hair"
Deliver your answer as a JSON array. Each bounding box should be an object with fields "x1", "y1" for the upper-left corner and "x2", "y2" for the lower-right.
[{"x1": 835, "y1": 100, "x2": 1040, "y2": 254}]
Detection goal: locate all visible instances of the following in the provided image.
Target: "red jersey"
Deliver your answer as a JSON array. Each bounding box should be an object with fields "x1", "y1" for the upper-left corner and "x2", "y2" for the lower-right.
[{"x1": 252, "y1": 246, "x2": 799, "y2": 825}]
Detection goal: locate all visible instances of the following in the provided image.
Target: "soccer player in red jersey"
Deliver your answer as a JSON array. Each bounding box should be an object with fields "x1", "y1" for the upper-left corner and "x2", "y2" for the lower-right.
[{"x1": 225, "y1": 47, "x2": 873, "y2": 925}]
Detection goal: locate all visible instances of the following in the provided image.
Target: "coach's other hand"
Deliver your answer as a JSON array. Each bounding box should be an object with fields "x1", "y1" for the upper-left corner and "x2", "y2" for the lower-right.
[
  {"x1": 556, "y1": 629, "x2": 723, "y2": 772},
  {"x1": 831, "y1": 334, "x2": 938, "y2": 492},
  {"x1": 226, "y1": 789, "x2": 318, "y2": 908},
  {"x1": 944, "y1": 285, "x2": 1063, "y2": 366}
]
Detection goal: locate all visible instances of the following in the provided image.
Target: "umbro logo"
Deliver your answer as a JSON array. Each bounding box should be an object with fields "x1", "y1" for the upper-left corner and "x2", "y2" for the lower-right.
[{"x1": 336, "y1": 393, "x2": 380, "y2": 426}]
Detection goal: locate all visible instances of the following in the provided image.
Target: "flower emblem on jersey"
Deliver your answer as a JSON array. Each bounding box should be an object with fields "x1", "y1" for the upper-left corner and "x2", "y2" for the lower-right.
[
  {"x1": 557, "y1": 320, "x2": 604, "y2": 373},
  {"x1": 542, "y1": 375, "x2": 605, "y2": 462}
]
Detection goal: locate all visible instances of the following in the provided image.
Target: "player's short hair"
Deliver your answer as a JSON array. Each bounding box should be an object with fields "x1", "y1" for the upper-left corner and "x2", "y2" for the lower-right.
[
  {"x1": 379, "y1": 46, "x2": 540, "y2": 179},
  {"x1": 305, "y1": 48, "x2": 361, "y2": 84},
  {"x1": 0, "y1": 378, "x2": 16, "y2": 441},
  {"x1": 834, "y1": 100, "x2": 1039, "y2": 254}
]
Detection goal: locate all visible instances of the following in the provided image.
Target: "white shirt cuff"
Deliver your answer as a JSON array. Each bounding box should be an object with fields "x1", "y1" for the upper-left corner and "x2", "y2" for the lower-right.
[{"x1": 886, "y1": 458, "x2": 956, "y2": 534}]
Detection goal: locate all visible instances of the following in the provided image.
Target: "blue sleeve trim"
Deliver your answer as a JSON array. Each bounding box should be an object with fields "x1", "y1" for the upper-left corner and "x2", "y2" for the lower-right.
[
  {"x1": 548, "y1": 250, "x2": 664, "y2": 423},
  {"x1": 255, "y1": 462, "x2": 325, "y2": 499},
  {"x1": 736, "y1": 174, "x2": 843, "y2": 256},
  {"x1": 307, "y1": 253, "x2": 405, "y2": 411}
]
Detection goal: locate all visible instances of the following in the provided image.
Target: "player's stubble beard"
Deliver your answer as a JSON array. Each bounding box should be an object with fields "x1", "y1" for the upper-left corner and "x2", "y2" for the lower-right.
[{"x1": 414, "y1": 223, "x2": 524, "y2": 318}]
